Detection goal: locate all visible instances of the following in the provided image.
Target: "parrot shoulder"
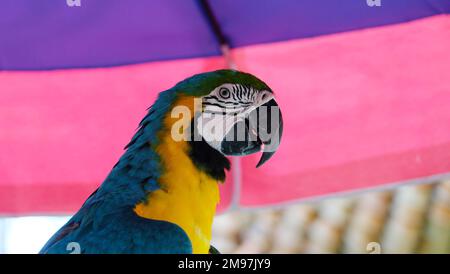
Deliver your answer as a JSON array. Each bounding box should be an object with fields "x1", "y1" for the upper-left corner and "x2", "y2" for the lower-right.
[{"x1": 39, "y1": 204, "x2": 192, "y2": 254}]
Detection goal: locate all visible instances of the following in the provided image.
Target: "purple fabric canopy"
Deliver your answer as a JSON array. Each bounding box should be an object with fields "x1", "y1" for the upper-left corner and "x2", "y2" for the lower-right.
[{"x1": 1, "y1": 0, "x2": 449, "y2": 70}]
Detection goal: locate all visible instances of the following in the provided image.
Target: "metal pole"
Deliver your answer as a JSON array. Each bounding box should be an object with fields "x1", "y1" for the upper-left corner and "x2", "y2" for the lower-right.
[
  {"x1": 198, "y1": 0, "x2": 241, "y2": 210},
  {"x1": 0, "y1": 218, "x2": 7, "y2": 253}
]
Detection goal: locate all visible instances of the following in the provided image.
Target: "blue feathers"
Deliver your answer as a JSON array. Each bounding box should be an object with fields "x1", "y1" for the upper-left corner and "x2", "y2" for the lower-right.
[
  {"x1": 42, "y1": 207, "x2": 192, "y2": 254},
  {"x1": 39, "y1": 87, "x2": 192, "y2": 254}
]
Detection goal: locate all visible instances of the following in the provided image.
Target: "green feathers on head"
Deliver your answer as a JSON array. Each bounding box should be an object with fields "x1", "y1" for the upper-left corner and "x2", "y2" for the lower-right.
[{"x1": 172, "y1": 69, "x2": 272, "y2": 97}]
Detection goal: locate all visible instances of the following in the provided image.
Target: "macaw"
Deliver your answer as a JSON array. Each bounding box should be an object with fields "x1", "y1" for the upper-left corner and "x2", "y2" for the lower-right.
[{"x1": 40, "y1": 70, "x2": 283, "y2": 254}]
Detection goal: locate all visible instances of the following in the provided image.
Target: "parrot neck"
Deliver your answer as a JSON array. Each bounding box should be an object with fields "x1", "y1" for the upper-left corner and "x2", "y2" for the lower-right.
[
  {"x1": 188, "y1": 121, "x2": 231, "y2": 182},
  {"x1": 134, "y1": 95, "x2": 228, "y2": 254}
]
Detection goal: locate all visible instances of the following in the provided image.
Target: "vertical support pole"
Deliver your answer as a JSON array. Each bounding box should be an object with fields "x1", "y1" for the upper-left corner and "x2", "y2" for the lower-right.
[
  {"x1": 198, "y1": 0, "x2": 242, "y2": 210},
  {"x1": 0, "y1": 218, "x2": 7, "y2": 253}
]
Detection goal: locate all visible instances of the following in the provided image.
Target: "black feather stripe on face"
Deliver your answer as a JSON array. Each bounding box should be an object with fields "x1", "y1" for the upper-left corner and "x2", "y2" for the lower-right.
[
  {"x1": 187, "y1": 120, "x2": 230, "y2": 182},
  {"x1": 202, "y1": 84, "x2": 260, "y2": 110},
  {"x1": 231, "y1": 85, "x2": 238, "y2": 101}
]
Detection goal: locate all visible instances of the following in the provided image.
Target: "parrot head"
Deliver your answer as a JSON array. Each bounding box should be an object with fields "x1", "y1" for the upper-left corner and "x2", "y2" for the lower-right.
[{"x1": 169, "y1": 69, "x2": 283, "y2": 168}]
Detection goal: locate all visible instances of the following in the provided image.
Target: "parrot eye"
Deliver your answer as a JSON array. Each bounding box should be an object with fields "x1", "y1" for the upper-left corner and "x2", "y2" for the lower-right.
[{"x1": 218, "y1": 87, "x2": 231, "y2": 99}]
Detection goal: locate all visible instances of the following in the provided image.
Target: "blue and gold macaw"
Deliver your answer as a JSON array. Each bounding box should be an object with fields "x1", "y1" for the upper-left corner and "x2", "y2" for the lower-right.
[{"x1": 40, "y1": 70, "x2": 283, "y2": 254}]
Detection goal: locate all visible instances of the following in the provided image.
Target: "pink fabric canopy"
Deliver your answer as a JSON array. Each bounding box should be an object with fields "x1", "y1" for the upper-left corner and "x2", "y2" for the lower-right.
[{"x1": 1, "y1": 15, "x2": 449, "y2": 214}]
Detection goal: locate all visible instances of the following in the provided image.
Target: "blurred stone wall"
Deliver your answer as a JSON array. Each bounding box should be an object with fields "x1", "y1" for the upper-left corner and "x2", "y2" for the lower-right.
[{"x1": 212, "y1": 180, "x2": 450, "y2": 254}]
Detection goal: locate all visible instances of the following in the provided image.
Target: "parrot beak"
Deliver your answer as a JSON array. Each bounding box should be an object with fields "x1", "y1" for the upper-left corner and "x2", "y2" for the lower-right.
[
  {"x1": 220, "y1": 98, "x2": 283, "y2": 167},
  {"x1": 253, "y1": 99, "x2": 283, "y2": 168}
]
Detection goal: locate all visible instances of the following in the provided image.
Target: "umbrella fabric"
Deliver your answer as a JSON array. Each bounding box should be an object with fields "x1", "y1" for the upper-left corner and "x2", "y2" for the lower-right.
[
  {"x1": 0, "y1": 57, "x2": 234, "y2": 214},
  {"x1": 237, "y1": 15, "x2": 450, "y2": 207},
  {"x1": 0, "y1": 1, "x2": 449, "y2": 214},
  {"x1": 1, "y1": 0, "x2": 449, "y2": 69}
]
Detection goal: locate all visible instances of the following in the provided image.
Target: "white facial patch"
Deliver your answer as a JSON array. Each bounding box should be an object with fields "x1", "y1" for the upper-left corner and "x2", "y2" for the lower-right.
[
  {"x1": 195, "y1": 112, "x2": 245, "y2": 152},
  {"x1": 194, "y1": 83, "x2": 273, "y2": 154}
]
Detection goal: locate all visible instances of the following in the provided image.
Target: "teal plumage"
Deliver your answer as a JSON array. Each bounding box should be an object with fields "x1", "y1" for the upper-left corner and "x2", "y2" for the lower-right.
[{"x1": 40, "y1": 87, "x2": 192, "y2": 253}]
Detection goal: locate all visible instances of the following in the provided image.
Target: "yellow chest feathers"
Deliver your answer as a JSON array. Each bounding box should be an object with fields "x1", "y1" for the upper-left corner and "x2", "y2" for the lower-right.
[{"x1": 134, "y1": 96, "x2": 220, "y2": 254}]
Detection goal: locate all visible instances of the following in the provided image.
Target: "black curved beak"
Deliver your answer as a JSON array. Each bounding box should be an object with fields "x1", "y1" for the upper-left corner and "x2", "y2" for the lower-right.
[
  {"x1": 254, "y1": 99, "x2": 283, "y2": 167},
  {"x1": 220, "y1": 99, "x2": 283, "y2": 167}
]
